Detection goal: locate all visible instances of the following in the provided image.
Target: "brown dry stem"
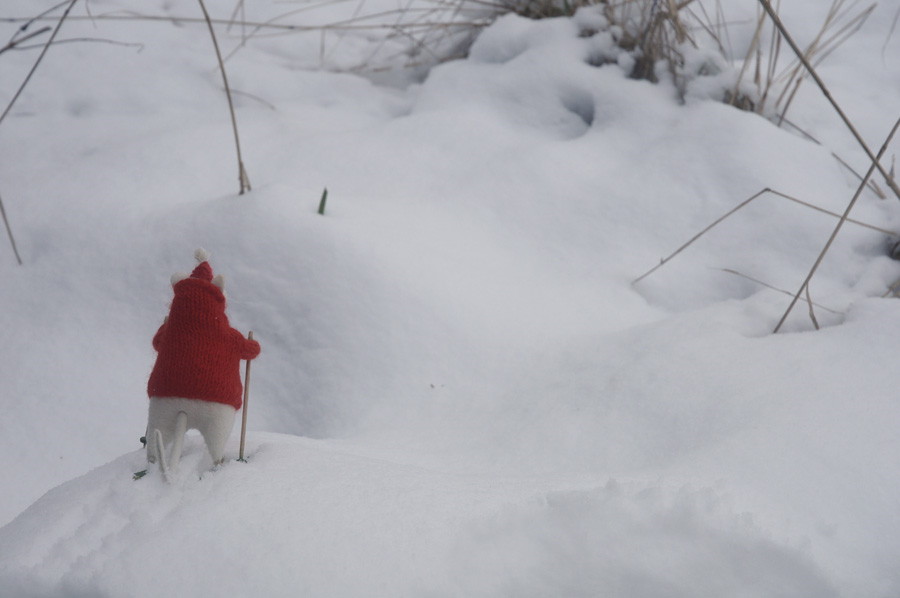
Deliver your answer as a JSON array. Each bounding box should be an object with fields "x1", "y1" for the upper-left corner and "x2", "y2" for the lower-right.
[{"x1": 773, "y1": 117, "x2": 900, "y2": 333}]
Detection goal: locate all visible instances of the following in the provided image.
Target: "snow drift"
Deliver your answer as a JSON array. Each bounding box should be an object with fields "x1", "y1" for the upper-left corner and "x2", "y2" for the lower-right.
[
  {"x1": 2, "y1": 0, "x2": 900, "y2": 596},
  {"x1": 0, "y1": 434, "x2": 841, "y2": 598}
]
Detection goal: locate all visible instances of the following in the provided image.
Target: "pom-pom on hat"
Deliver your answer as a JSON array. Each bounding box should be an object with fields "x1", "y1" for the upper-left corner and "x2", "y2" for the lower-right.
[
  {"x1": 170, "y1": 248, "x2": 225, "y2": 293},
  {"x1": 191, "y1": 248, "x2": 213, "y2": 281}
]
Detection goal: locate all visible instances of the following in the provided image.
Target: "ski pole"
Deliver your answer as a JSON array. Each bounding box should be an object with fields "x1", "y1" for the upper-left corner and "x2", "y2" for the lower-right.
[{"x1": 238, "y1": 331, "x2": 253, "y2": 461}]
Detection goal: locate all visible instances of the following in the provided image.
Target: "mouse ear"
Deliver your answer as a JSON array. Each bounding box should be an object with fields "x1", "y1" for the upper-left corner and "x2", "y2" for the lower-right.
[
  {"x1": 212, "y1": 274, "x2": 225, "y2": 291},
  {"x1": 171, "y1": 272, "x2": 188, "y2": 286}
]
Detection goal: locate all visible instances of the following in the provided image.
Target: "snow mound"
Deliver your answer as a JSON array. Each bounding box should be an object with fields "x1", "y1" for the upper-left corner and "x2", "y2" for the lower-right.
[
  {"x1": 0, "y1": 433, "x2": 835, "y2": 598},
  {"x1": 3, "y1": 0, "x2": 900, "y2": 595}
]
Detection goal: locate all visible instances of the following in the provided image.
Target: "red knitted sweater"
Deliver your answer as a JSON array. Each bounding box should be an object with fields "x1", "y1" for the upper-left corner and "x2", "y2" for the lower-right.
[{"x1": 147, "y1": 277, "x2": 260, "y2": 409}]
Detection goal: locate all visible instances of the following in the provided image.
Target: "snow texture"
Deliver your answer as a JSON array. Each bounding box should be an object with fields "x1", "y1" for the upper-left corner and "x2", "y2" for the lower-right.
[{"x1": 1, "y1": 0, "x2": 900, "y2": 596}]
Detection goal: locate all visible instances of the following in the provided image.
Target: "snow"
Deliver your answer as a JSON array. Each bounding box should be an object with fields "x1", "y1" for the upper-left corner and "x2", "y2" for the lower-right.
[
  {"x1": 1, "y1": 0, "x2": 900, "y2": 596},
  {"x1": 0, "y1": 434, "x2": 846, "y2": 597}
]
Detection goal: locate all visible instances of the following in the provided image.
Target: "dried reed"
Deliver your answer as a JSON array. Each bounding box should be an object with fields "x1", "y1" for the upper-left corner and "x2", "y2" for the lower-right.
[
  {"x1": 631, "y1": 187, "x2": 896, "y2": 286},
  {"x1": 0, "y1": 0, "x2": 79, "y2": 126},
  {"x1": 756, "y1": 0, "x2": 899, "y2": 202},
  {"x1": 773, "y1": 117, "x2": 900, "y2": 332},
  {"x1": 0, "y1": 189, "x2": 22, "y2": 265},
  {"x1": 198, "y1": 0, "x2": 251, "y2": 195}
]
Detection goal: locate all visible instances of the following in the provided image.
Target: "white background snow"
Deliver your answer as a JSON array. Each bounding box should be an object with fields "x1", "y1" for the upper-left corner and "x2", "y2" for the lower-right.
[{"x1": 1, "y1": 0, "x2": 899, "y2": 596}]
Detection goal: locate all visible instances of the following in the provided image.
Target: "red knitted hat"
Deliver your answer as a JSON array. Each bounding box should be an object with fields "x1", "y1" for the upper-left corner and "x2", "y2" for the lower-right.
[{"x1": 191, "y1": 248, "x2": 213, "y2": 281}]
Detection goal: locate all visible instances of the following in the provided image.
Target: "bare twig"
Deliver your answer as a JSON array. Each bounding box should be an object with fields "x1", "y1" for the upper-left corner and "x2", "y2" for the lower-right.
[
  {"x1": 197, "y1": 0, "x2": 251, "y2": 195},
  {"x1": 0, "y1": 0, "x2": 79, "y2": 127},
  {"x1": 773, "y1": 117, "x2": 900, "y2": 333}
]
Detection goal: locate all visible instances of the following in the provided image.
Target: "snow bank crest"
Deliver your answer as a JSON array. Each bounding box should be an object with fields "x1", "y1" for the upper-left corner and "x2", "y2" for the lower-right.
[{"x1": 0, "y1": 435, "x2": 837, "y2": 598}]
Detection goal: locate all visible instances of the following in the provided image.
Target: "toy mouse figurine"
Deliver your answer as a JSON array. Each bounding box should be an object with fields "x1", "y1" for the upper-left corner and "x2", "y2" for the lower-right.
[{"x1": 146, "y1": 249, "x2": 260, "y2": 477}]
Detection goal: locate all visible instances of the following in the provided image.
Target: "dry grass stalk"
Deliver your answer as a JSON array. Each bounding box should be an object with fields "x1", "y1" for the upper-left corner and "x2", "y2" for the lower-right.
[
  {"x1": 0, "y1": 189, "x2": 23, "y2": 265},
  {"x1": 197, "y1": 0, "x2": 252, "y2": 195},
  {"x1": 631, "y1": 186, "x2": 896, "y2": 285},
  {"x1": 882, "y1": 278, "x2": 900, "y2": 298},
  {"x1": 805, "y1": 283, "x2": 819, "y2": 329},
  {"x1": 720, "y1": 268, "x2": 839, "y2": 314},
  {"x1": 0, "y1": 0, "x2": 81, "y2": 265},
  {"x1": 31, "y1": 11, "x2": 488, "y2": 31},
  {"x1": 632, "y1": 188, "x2": 769, "y2": 285},
  {"x1": 732, "y1": 0, "x2": 875, "y2": 123},
  {"x1": 0, "y1": 0, "x2": 79, "y2": 126},
  {"x1": 773, "y1": 117, "x2": 900, "y2": 333},
  {"x1": 226, "y1": 0, "x2": 249, "y2": 45},
  {"x1": 883, "y1": 5, "x2": 900, "y2": 58},
  {"x1": 6, "y1": 37, "x2": 145, "y2": 52},
  {"x1": 780, "y1": 117, "x2": 887, "y2": 199},
  {"x1": 680, "y1": 0, "x2": 727, "y2": 55},
  {"x1": 5, "y1": 0, "x2": 873, "y2": 90},
  {"x1": 20, "y1": 0, "x2": 713, "y2": 76},
  {"x1": 773, "y1": 2, "x2": 874, "y2": 126},
  {"x1": 756, "y1": 0, "x2": 900, "y2": 202},
  {"x1": 0, "y1": 26, "x2": 50, "y2": 55},
  {"x1": 596, "y1": 0, "x2": 702, "y2": 85}
]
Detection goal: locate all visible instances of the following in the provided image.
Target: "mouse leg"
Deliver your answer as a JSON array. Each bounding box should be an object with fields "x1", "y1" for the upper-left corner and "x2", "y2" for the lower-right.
[
  {"x1": 146, "y1": 398, "x2": 188, "y2": 467},
  {"x1": 194, "y1": 400, "x2": 238, "y2": 466},
  {"x1": 146, "y1": 397, "x2": 172, "y2": 464}
]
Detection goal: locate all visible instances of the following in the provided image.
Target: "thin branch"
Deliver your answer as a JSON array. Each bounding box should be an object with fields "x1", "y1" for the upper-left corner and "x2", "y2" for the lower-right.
[
  {"x1": 197, "y1": 0, "x2": 251, "y2": 195},
  {"x1": 0, "y1": 0, "x2": 80, "y2": 127},
  {"x1": 773, "y1": 117, "x2": 900, "y2": 333}
]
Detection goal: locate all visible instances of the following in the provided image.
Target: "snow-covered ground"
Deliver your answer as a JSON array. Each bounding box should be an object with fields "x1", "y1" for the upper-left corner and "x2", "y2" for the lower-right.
[{"x1": 1, "y1": 0, "x2": 899, "y2": 595}]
